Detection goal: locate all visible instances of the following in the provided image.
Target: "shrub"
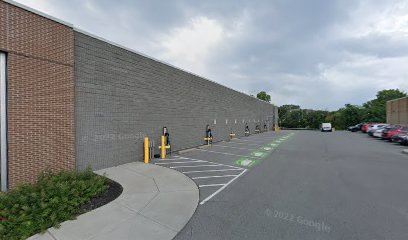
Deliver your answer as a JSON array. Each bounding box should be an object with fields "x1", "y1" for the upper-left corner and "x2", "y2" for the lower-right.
[{"x1": 0, "y1": 169, "x2": 108, "y2": 240}]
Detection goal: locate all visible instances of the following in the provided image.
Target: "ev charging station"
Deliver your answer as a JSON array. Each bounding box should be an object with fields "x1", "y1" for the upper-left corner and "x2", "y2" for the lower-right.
[{"x1": 204, "y1": 124, "x2": 213, "y2": 145}]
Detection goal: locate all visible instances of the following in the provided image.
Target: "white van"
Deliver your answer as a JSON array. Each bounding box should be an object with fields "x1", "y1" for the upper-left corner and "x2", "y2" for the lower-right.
[{"x1": 321, "y1": 123, "x2": 332, "y2": 132}]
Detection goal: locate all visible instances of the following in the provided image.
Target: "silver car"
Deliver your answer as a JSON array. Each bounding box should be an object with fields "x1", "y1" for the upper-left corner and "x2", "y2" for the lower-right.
[
  {"x1": 373, "y1": 126, "x2": 388, "y2": 138},
  {"x1": 368, "y1": 124, "x2": 389, "y2": 137}
]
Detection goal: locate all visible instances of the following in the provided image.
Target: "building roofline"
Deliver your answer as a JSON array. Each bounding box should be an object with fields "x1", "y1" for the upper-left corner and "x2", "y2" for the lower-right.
[
  {"x1": 74, "y1": 28, "x2": 273, "y2": 106},
  {"x1": 6, "y1": 0, "x2": 274, "y2": 106},
  {"x1": 387, "y1": 96, "x2": 408, "y2": 103},
  {"x1": 5, "y1": 0, "x2": 73, "y2": 27}
]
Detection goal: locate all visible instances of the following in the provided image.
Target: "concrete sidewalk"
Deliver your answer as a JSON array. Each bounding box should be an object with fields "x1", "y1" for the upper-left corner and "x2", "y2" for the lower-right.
[{"x1": 28, "y1": 162, "x2": 199, "y2": 240}]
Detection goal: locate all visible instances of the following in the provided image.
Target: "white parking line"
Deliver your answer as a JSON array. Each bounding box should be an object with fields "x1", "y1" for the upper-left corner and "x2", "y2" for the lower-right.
[
  {"x1": 246, "y1": 136, "x2": 286, "y2": 140},
  {"x1": 165, "y1": 155, "x2": 248, "y2": 205},
  {"x1": 192, "y1": 175, "x2": 239, "y2": 179},
  {"x1": 156, "y1": 160, "x2": 204, "y2": 164},
  {"x1": 195, "y1": 148, "x2": 261, "y2": 159},
  {"x1": 183, "y1": 169, "x2": 243, "y2": 174},
  {"x1": 200, "y1": 169, "x2": 248, "y2": 205},
  {"x1": 224, "y1": 141, "x2": 266, "y2": 147},
  {"x1": 199, "y1": 184, "x2": 227, "y2": 187},
  {"x1": 212, "y1": 145, "x2": 259, "y2": 151},
  {"x1": 170, "y1": 164, "x2": 223, "y2": 169},
  {"x1": 173, "y1": 156, "x2": 212, "y2": 162},
  {"x1": 241, "y1": 135, "x2": 274, "y2": 138},
  {"x1": 232, "y1": 139, "x2": 272, "y2": 143},
  {"x1": 173, "y1": 156, "x2": 243, "y2": 169},
  {"x1": 158, "y1": 158, "x2": 192, "y2": 161}
]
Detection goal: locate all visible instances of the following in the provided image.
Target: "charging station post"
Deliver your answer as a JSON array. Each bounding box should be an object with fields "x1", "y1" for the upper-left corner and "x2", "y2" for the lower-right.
[
  {"x1": 144, "y1": 137, "x2": 149, "y2": 163},
  {"x1": 159, "y1": 126, "x2": 171, "y2": 159}
]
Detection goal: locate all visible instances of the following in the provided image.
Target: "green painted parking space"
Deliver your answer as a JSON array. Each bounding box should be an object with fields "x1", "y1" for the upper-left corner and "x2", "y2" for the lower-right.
[
  {"x1": 267, "y1": 133, "x2": 295, "y2": 147},
  {"x1": 231, "y1": 133, "x2": 296, "y2": 168},
  {"x1": 234, "y1": 158, "x2": 259, "y2": 167},
  {"x1": 249, "y1": 151, "x2": 269, "y2": 158},
  {"x1": 259, "y1": 146, "x2": 274, "y2": 151}
]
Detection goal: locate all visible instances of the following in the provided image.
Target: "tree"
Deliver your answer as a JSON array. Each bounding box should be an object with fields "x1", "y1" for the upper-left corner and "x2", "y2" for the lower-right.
[
  {"x1": 277, "y1": 88, "x2": 406, "y2": 129},
  {"x1": 256, "y1": 91, "x2": 271, "y2": 103},
  {"x1": 278, "y1": 105, "x2": 300, "y2": 127},
  {"x1": 278, "y1": 105, "x2": 328, "y2": 128},
  {"x1": 342, "y1": 104, "x2": 364, "y2": 127},
  {"x1": 304, "y1": 110, "x2": 328, "y2": 129},
  {"x1": 332, "y1": 104, "x2": 365, "y2": 129},
  {"x1": 363, "y1": 89, "x2": 406, "y2": 122},
  {"x1": 283, "y1": 109, "x2": 302, "y2": 128}
]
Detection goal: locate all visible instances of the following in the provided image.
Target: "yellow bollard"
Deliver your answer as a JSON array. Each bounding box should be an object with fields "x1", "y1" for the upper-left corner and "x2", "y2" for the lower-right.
[
  {"x1": 144, "y1": 137, "x2": 149, "y2": 164},
  {"x1": 161, "y1": 135, "x2": 165, "y2": 159}
]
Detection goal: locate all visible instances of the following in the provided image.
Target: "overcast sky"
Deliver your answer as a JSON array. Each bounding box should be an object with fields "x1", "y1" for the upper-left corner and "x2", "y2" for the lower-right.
[{"x1": 15, "y1": 0, "x2": 408, "y2": 110}]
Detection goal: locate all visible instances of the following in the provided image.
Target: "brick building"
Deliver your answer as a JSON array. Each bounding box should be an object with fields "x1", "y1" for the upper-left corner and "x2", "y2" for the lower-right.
[
  {"x1": 386, "y1": 97, "x2": 408, "y2": 125},
  {"x1": 0, "y1": 0, "x2": 278, "y2": 191},
  {"x1": 0, "y1": 0, "x2": 75, "y2": 191}
]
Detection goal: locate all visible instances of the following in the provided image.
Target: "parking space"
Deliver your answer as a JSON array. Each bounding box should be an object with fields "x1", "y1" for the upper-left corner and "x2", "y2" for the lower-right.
[
  {"x1": 153, "y1": 131, "x2": 295, "y2": 205},
  {"x1": 174, "y1": 130, "x2": 408, "y2": 240},
  {"x1": 154, "y1": 155, "x2": 246, "y2": 204}
]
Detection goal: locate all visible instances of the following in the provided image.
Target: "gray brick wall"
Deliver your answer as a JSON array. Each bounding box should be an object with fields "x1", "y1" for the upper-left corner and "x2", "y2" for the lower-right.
[{"x1": 74, "y1": 31, "x2": 278, "y2": 171}]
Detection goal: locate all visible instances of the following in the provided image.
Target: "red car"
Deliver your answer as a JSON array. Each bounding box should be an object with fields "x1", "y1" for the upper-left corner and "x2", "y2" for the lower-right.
[
  {"x1": 381, "y1": 125, "x2": 404, "y2": 140},
  {"x1": 361, "y1": 123, "x2": 373, "y2": 133}
]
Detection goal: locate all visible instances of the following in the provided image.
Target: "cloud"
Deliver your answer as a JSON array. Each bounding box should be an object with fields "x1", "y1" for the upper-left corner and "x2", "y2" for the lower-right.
[
  {"x1": 154, "y1": 17, "x2": 229, "y2": 74},
  {"x1": 13, "y1": 0, "x2": 408, "y2": 110},
  {"x1": 150, "y1": 11, "x2": 249, "y2": 77},
  {"x1": 320, "y1": 54, "x2": 408, "y2": 97},
  {"x1": 334, "y1": 0, "x2": 408, "y2": 38}
]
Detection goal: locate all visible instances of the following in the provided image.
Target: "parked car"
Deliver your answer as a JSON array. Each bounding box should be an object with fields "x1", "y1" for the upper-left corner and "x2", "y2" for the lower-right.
[
  {"x1": 320, "y1": 123, "x2": 332, "y2": 132},
  {"x1": 381, "y1": 125, "x2": 406, "y2": 140},
  {"x1": 401, "y1": 133, "x2": 408, "y2": 145},
  {"x1": 391, "y1": 132, "x2": 408, "y2": 145},
  {"x1": 367, "y1": 124, "x2": 388, "y2": 136},
  {"x1": 347, "y1": 124, "x2": 361, "y2": 132},
  {"x1": 361, "y1": 123, "x2": 373, "y2": 133},
  {"x1": 373, "y1": 128, "x2": 386, "y2": 138}
]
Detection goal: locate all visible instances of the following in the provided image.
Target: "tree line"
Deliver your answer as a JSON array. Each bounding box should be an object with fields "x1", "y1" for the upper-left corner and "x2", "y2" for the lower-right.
[{"x1": 271, "y1": 89, "x2": 406, "y2": 130}]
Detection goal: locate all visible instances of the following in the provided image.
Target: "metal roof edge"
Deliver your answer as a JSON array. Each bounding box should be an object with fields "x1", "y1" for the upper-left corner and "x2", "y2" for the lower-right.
[{"x1": 4, "y1": 0, "x2": 73, "y2": 27}]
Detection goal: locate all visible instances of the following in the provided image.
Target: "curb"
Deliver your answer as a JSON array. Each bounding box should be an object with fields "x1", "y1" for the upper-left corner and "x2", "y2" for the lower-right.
[
  {"x1": 402, "y1": 149, "x2": 408, "y2": 155},
  {"x1": 29, "y1": 162, "x2": 199, "y2": 240}
]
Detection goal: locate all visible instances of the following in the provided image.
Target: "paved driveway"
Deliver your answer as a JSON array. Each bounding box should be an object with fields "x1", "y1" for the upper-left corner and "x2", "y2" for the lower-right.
[
  {"x1": 156, "y1": 130, "x2": 408, "y2": 240},
  {"x1": 154, "y1": 131, "x2": 292, "y2": 204}
]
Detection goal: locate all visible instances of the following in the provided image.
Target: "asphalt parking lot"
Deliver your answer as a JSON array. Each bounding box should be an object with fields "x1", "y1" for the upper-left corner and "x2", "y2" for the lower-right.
[
  {"x1": 156, "y1": 130, "x2": 408, "y2": 240},
  {"x1": 153, "y1": 131, "x2": 294, "y2": 204}
]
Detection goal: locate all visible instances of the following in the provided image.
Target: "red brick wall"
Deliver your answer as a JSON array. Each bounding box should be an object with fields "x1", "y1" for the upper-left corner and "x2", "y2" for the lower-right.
[{"x1": 0, "y1": 1, "x2": 75, "y2": 188}]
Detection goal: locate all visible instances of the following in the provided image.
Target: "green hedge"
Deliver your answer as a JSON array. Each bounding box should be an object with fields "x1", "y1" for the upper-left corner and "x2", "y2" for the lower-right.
[{"x1": 0, "y1": 169, "x2": 108, "y2": 240}]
